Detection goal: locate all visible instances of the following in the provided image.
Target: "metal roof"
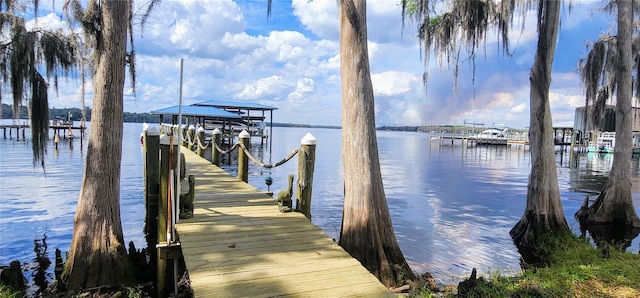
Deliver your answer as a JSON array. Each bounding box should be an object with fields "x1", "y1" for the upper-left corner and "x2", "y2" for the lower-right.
[
  {"x1": 150, "y1": 105, "x2": 242, "y2": 119},
  {"x1": 193, "y1": 100, "x2": 278, "y2": 111}
]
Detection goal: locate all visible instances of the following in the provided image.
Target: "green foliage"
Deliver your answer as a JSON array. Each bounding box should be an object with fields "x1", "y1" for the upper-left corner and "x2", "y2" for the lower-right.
[
  {"x1": 0, "y1": 284, "x2": 24, "y2": 298},
  {"x1": 453, "y1": 236, "x2": 640, "y2": 297}
]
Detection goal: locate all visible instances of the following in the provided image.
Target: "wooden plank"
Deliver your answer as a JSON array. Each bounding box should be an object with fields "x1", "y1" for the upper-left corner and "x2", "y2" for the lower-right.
[{"x1": 176, "y1": 148, "x2": 394, "y2": 297}]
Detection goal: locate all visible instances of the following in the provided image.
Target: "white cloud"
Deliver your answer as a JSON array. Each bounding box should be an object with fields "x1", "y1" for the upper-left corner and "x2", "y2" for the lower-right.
[
  {"x1": 26, "y1": 13, "x2": 68, "y2": 31},
  {"x1": 22, "y1": 0, "x2": 611, "y2": 128},
  {"x1": 291, "y1": 0, "x2": 338, "y2": 39},
  {"x1": 372, "y1": 71, "x2": 420, "y2": 97}
]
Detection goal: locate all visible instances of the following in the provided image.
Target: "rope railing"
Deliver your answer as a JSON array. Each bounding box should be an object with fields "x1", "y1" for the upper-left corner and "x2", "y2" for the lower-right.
[
  {"x1": 238, "y1": 142, "x2": 299, "y2": 169},
  {"x1": 196, "y1": 133, "x2": 210, "y2": 150},
  {"x1": 213, "y1": 141, "x2": 240, "y2": 155},
  {"x1": 151, "y1": 125, "x2": 318, "y2": 219},
  {"x1": 185, "y1": 129, "x2": 196, "y2": 148}
]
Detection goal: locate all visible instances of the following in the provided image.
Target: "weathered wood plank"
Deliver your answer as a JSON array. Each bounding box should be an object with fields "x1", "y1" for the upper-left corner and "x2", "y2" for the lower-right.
[{"x1": 176, "y1": 149, "x2": 394, "y2": 297}]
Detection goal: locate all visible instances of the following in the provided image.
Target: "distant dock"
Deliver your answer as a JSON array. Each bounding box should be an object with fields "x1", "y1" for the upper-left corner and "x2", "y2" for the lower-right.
[
  {"x1": 0, "y1": 124, "x2": 29, "y2": 140},
  {"x1": 0, "y1": 120, "x2": 87, "y2": 140}
]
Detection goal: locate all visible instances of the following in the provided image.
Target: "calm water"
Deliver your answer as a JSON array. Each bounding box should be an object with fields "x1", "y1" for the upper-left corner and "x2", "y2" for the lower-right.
[{"x1": 1, "y1": 122, "x2": 639, "y2": 290}]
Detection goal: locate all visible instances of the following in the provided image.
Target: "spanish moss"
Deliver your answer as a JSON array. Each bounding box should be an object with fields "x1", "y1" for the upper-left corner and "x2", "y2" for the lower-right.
[
  {"x1": 31, "y1": 72, "x2": 48, "y2": 168},
  {"x1": 1, "y1": 2, "x2": 79, "y2": 168},
  {"x1": 403, "y1": 0, "x2": 535, "y2": 94}
]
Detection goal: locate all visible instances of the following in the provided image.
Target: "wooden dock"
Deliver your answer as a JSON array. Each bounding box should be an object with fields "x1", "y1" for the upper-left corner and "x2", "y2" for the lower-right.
[{"x1": 177, "y1": 148, "x2": 395, "y2": 297}]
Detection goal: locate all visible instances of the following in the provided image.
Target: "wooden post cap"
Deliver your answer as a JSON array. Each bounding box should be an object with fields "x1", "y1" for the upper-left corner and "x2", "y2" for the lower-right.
[
  {"x1": 301, "y1": 133, "x2": 317, "y2": 145},
  {"x1": 188, "y1": 125, "x2": 195, "y2": 131},
  {"x1": 145, "y1": 126, "x2": 160, "y2": 136},
  {"x1": 159, "y1": 134, "x2": 172, "y2": 145},
  {"x1": 197, "y1": 126, "x2": 205, "y2": 133},
  {"x1": 212, "y1": 128, "x2": 222, "y2": 135},
  {"x1": 239, "y1": 130, "x2": 250, "y2": 138}
]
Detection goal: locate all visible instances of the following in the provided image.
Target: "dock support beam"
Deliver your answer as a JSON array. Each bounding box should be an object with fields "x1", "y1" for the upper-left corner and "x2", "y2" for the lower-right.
[
  {"x1": 297, "y1": 133, "x2": 317, "y2": 220},
  {"x1": 238, "y1": 130, "x2": 250, "y2": 182},
  {"x1": 212, "y1": 128, "x2": 221, "y2": 166}
]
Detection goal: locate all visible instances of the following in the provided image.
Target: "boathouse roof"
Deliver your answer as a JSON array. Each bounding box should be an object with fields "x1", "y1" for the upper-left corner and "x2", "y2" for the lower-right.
[
  {"x1": 150, "y1": 105, "x2": 242, "y2": 119},
  {"x1": 193, "y1": 100, "x2": 277, "y2": 111}
]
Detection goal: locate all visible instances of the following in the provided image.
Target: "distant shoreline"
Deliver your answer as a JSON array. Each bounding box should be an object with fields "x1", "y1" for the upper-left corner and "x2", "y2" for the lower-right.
[{"x1": 3, "y1": 104, "x2": 524, "y2": 133}]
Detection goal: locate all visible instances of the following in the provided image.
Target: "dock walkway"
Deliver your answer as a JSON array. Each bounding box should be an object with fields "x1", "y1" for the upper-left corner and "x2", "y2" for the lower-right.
[{"x1": 177, "y1": 148, "x2": 395, "y2": 297}]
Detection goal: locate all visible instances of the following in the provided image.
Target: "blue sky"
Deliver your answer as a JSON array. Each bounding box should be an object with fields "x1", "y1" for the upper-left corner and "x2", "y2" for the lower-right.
[{"x1": 21, "y1": 0, "x2": 617, "y2": 128}]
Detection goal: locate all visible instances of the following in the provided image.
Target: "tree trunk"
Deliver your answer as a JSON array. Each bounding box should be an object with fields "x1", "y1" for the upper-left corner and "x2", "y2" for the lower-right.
[
  {"x1": 586, "y1": 0, "x2": 640, "y2": 227},
  {"x1": 510, "y1": 0, "x2": 571, "y2": 246},
  {"x1": 61, "y1": 0, "x2": 135, "y2": 289},
  {"x1": 337, "y1": 0, "x2": 415, "y2": 288}
]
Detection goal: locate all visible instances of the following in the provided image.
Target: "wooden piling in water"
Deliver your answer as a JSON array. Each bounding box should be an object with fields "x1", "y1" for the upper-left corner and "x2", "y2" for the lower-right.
[
  {"x1": 296, "y1": 133, "x2": 317, "y2": 220},
  {"x1": 238, "y1": 130, "x2": 250, "y2": 182},
  {"x1": 212, "y1": 128, "x2": 221, "y2": 166}
]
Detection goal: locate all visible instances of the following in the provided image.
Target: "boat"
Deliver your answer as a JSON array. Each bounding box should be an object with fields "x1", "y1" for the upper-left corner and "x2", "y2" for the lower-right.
[
  {"x1": 587, "y1": 132, "x2": 615, "y2": 153},
  {"x1": 587, "y1": 131, "x2": 640, "y2": 154},
  {"x1": 473, "y1": 127, "x2": 509, "y2": 145}
]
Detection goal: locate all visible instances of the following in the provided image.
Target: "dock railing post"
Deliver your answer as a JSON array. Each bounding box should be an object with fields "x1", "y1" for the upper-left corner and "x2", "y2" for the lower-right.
[
  {"x1": 188, "y1": 125, "x2": 196, "y2": 151},
  {"x1": 196, "y1": 126, "x2": 205, "y2": 157},
  {"x1": 238, "y1": 130, "x2": 250, "y2": 182},
  {"x1": 297, "y1": 133, "x2": 317, "y2": 220},
  {"x1": 158, "y1": 134, "x2": 179, "y2": 297},
  {"x1": 212, "y1": 128, "x2": 222, "y2": 166}
]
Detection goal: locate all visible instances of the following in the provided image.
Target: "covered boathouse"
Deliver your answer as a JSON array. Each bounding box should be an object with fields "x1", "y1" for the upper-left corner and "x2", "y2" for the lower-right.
[{"x1": 150, "y1": 100, "x2": 277, "y2": 145}]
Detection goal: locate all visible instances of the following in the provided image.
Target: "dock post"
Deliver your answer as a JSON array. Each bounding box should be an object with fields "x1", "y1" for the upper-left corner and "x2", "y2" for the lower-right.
[
  {"x1": 212, "y1": 128, "x2": 222, "y2": 166},
  {"x1": 158, "y1": 134, "x2": 179, "y2": 297},
  {"x1": 196, "y1": 126, "x2": 205, "y2": 157},
  {"x1": 188, "y1": 125, "x2": 196, "y2": 151},
  {"x1": 296, "y1": 133, "x2": 317, "y2": 220},
  {"x1": 238, "y1": 130, "x2": 250, "y2": 182},
  {"x1": 142, "y1": 126, "x2": 160, "y2": 247}
]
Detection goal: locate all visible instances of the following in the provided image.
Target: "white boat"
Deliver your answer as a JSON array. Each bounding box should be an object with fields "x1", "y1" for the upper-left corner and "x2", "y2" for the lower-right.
[
  {"x1": 587, "y1": 131, "x2": 640, "y2": 154},
  {"x1": 475, "y1": 128, "x2": 508, "y2": 139},
  {"x1": 472, "y1": 127, "x2": 509, "y2": 145}
]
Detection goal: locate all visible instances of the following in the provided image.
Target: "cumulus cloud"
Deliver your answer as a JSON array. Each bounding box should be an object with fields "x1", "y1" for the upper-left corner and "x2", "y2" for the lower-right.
[
  {"x1": 29, "y1": 0, "x2": 611, "y2": 128},
  {"x1": 291, "y1": 0, "x2": 339, "y2": 39}
]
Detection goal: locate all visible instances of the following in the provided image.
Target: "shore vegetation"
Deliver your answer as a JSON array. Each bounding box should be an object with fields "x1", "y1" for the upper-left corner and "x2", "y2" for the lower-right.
[{"x1": 409, "y1": 235, "x2": 639, "y2": 297}]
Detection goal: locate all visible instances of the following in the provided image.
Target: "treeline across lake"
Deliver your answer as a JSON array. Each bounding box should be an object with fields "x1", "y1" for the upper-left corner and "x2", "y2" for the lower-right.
[{"x1": 1, "y1": 104, "x2": 159, "y2": 123}]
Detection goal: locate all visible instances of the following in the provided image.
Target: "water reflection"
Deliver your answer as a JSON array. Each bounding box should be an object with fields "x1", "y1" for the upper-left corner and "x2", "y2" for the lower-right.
[
  {"x1": 30, "y1": 234, "x2": 51, "y2": 296},
  {"x1": 3, "y1": 126, "x2": 640, "y2": 289},
  {"x1": 580, "y1": 223, "x2": 640, "y2": 251}
]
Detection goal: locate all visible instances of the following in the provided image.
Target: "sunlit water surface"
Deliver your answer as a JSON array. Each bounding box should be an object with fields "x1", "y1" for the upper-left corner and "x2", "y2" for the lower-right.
[{"x1": 1, "y1": 123, "x2": 639, "y2": 292}]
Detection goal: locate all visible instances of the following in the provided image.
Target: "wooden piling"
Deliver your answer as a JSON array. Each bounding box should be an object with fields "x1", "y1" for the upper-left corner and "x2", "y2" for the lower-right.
[
  {"x1": 158, "y1": 134, "x2": 179, "y2": 297},
  {"x1": 212, "y1": 128, "x2": 221, "y2": 166},
  {"x1": 238, "y1": 130, "x2": 250, "y2": 182},
  {"x1": 296, "y1": 133, "x2": 317, "y2": 220},
  {"x1": 188, "y1": 125, "x2": 196, "y2": 150},
  {"x1": 142, "y1": 127, "x2": 160, "y2": 239},
  {"x1": 54, "y1": 133, "x2": 59, "y2": 150},
  {"x1": 196, "y1": 126, "x2": 205, "y2": 157}
]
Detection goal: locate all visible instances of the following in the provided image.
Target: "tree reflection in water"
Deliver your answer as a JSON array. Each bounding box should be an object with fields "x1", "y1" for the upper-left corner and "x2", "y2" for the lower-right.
[{"x1": 31, "y1": 234, "x2": 52, "y2": 296}]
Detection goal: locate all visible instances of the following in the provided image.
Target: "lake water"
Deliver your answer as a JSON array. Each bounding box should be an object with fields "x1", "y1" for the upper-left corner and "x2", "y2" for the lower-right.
[{"x1": 1, "y1": 122, "x2": 639, "y2": 292}]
